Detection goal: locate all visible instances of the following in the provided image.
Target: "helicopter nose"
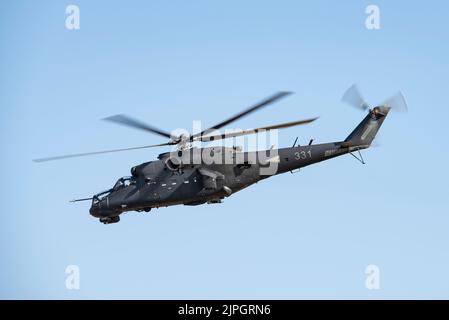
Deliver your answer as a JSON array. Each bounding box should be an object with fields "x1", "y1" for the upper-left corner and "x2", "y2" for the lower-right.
[
  {"x1": 90, "y1": 198, "x2": 117, "y2": 217},
  {"x1": 89, "y1": 202, "x2": 101, "y2": 217},
  {"x1": 89, "y1": 198, "x2": 108, "y2": 217}
]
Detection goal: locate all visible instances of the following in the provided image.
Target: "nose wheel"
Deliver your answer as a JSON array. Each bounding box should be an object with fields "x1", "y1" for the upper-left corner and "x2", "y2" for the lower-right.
[{"x1": 100, "y1": 216, "x2": 120, "y2": 224}]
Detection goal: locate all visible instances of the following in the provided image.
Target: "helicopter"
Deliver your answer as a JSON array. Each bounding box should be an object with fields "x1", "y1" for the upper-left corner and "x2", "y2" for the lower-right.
[{"x1": 34, "y1": 85, "x2": 406, "y2": 224}]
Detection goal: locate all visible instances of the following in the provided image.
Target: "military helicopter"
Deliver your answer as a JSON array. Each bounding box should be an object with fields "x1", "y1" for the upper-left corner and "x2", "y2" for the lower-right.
[{"x1": 34, "y1": 85, "x2": 406, "y2": 224}]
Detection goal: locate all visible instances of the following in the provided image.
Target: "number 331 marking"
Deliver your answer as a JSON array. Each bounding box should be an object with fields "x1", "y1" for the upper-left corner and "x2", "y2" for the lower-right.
[{"x1": 294, "y1": 150, "x2": 312, "y2": 160}]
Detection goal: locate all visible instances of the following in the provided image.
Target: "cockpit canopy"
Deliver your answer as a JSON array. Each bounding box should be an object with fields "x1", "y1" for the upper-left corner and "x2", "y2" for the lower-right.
[
  {"x1": 92, "y1": 176, "x2": 136, "y2": 205},
  {"x1": 112, "y1": 176, "x2": 135, "y2": 190}
]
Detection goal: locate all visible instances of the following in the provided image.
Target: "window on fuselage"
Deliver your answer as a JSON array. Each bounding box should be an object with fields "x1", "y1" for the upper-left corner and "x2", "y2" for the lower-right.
[{"x1": 113, "y1": 177, "x2": 135, "y2": 190}]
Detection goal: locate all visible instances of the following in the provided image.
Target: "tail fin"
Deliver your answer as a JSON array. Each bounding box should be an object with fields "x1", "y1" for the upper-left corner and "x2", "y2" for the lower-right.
[{"x1": 343, "y1": 106, "x2": 390, "y2": 147}]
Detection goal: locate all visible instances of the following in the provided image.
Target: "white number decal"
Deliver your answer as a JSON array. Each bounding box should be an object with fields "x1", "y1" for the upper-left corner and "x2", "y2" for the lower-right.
[{"x1": 294, "y1": 150, "x2": 312, "y2": 160}]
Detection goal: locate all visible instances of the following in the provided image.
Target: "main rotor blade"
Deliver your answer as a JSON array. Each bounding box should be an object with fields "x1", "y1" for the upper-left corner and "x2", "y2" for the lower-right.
[
  {"x1": 381, "y1": 91, "x2": 408, "y2": 112},
  {"x1": 103, "y1": 114, "x2": 174, "y2": 139},
  {"x1": 193, "y1": 117, "x2": 318, "y2": 142},
  {"x1": 191, "y1": 91, "x2": 292, "y2": 140},
  {"x1": 341, "y1": 84, "x2": 370, "y2": 111},
  {"x1": 33, "y1": 143, "x2": 172, "y2": 163}
]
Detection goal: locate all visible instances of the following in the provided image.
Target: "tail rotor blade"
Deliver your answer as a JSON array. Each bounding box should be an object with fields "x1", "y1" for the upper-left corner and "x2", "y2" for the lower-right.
[
  {"x1": 381, "y1": 91, "x2": 408, "y2": 112},
  {"x1": 341, "y1": 84, "x2": 370, "y2": 111}
]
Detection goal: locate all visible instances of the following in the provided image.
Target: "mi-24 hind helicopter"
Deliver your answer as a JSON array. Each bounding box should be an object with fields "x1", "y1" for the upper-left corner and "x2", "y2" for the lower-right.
[{"x1": 34, "y1": 84, "x2": 407, "y2": 224}]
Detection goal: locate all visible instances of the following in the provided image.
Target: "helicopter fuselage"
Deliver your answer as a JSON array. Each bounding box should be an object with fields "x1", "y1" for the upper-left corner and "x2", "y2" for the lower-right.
[{"x1": 89, "y1": 142, "x2": 365, "y2": 223}]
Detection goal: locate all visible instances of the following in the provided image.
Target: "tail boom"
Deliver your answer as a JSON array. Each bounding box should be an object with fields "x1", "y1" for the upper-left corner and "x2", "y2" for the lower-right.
[{"x1": 343, "y1": 106, "x2": 390, "y2": 148}]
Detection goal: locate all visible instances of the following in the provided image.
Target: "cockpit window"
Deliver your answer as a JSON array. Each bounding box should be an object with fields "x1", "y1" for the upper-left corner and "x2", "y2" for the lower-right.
[
  {"x1": 113, "y1": 176, "x2": 135, "y2": 190},
  {"x1": 92, "y1": 189, "x2": 111, "y2": 204}
]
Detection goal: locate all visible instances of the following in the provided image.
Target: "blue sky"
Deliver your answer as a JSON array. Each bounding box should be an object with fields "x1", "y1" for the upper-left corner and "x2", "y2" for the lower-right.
[{"x1": 1, "y1": 0, "x2": 448, "y2": 299}]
